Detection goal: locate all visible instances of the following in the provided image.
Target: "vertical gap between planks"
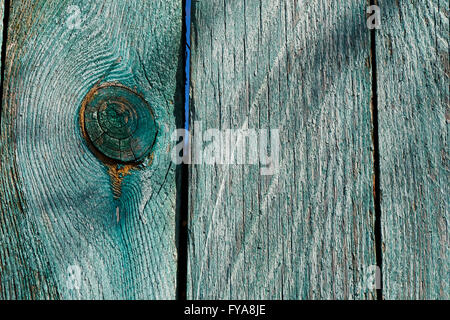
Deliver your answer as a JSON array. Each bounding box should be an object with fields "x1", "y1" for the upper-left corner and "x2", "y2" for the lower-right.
[
  {"x1": 176, "y1": 0, "x2": 190, "y2": 300},
  {"x1": 0, "y1": 0, "x2": 11, "y2": 125},
  {"x1": 370, "y1": 0, "x2": 383, "y2": 300}
]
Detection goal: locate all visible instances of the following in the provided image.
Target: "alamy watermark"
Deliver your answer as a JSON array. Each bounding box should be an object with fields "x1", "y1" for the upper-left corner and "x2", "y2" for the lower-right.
[
  {"x1": 66, "y1": 264, "x2": 81, "y2": 290},
  {"x1": 171, "y1": 122, "x2": 280, "y2": 176},
  {"x1": 357, "y1": 265, "x2": 382, "y2": 294},
  {"x1": 367, "y1": 5, "x2": 381, "y2": 30},
  {"x1": 66, "y1": 5, "x2": 82, "y2": 30}
]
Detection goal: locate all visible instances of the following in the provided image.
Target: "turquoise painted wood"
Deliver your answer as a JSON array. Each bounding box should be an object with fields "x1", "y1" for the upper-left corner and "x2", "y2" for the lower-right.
[
  {"x1": 0, "y1": 0, "x2": 447, "y2": 301},
  {"x1": 0, "y1": 0, "x2": 184, "y2": 299},
  {"x1": 81, "y1": 83, "x2": 158, "y2": 163},
  {"x1": 0, "y1": 0, "x2": 2, "y2": 73},
  {"x1": 377, "y1": 0, "x2": 449, "y2": 299},
  {"x1": 187, "y1": 0, "x2": 377, "y2": 299}
]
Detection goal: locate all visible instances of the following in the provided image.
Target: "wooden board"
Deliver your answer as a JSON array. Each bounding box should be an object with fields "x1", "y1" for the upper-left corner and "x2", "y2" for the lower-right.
[
  {"x1": 0, "y1": 0, "x2": 184, "y2": 299},
  {"x1": 188, "y1": 0, "x2": 377, "y2": 299},
  {"x1": 377, "y1": 0, "x2": 449, "y2": 299},
  {"x1": 0, "y1": 0, "x2": 3, "y2": 73}
]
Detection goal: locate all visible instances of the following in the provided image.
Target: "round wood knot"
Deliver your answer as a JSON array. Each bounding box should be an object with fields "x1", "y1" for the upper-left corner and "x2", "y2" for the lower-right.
[{"x1": 81, "y1": 83, "x2": 157, "y2": 163}]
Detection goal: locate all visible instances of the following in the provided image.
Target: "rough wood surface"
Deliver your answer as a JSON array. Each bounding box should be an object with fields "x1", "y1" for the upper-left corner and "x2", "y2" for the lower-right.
[
  {"x1": 188, "y1": 0, "x2": 377, "y2": 299},
  {"x1": 0, "y1": 0, "x2": 3, "y2": 73},
  {"x1": 0, "y1": 0, "x2": 184, "y2": 299},
  {"x1": 377, "y1": 0, "x2": 449, "y2": 299}
]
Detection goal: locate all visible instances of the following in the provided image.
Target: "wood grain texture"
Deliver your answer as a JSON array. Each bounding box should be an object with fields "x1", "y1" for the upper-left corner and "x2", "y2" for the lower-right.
[
  {"x1": 0, "y1": 0, "x2": 3, "y2": 73},
  {"x1": 188, "y1": 0, "x2": 377, "y2": 299},
  {"x1": 0, "y1": 0, "x2": 184, "y2": 299},
  {"x1": 377, "y1": 0, "x2": 449, "y2": 299}
]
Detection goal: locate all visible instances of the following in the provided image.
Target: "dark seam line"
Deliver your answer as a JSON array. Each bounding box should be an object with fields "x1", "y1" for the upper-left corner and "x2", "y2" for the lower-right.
[
  {"x1": 0, "y1": 0, "x2": 11, "y2": 127},
  {"x1": 370, "y1": 0, "x2": 383, "y2": 301},
  {"x1": 176, "y1": 0, "x2": 190, "y2": 301}
]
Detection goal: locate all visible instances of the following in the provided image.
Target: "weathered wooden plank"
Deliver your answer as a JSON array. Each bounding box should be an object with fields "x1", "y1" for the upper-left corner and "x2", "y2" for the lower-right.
[
  {"x1": 377, "y1": 0, "x2": 449, "y2": 299},
  {"x1": 0, "y1": 0, "x2": 3, "y2": 73},
  {"x1": 0, "y1": 0, "x2": 184, "y2": 299},
  {"x1": 188, "y1": 0, "x2": 377, "y2": 299}
]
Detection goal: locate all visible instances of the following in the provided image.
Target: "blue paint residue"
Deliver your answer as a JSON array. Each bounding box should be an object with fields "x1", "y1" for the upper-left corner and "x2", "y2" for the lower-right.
[{"x1": 185, "y1": 0, "x2": 191, "y2": 131}]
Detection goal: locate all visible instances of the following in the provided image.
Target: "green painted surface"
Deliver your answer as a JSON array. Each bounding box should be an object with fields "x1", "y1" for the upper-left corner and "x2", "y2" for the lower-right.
[
  {"x1": 187, "y1": 0, "x2": 377, "y2": 299},
  {"x1": 0, "y1": 0, "x2": 447, "y2": 301},
  {"x1": 377, "y1": 0, "x2": 449, "y2": 299},
  {"x1": 0, "y1": 0, "x2": 184, "y2": 299},
  {"x1": 0, "y1": 0, "x2": 2, "y2": 74}
]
